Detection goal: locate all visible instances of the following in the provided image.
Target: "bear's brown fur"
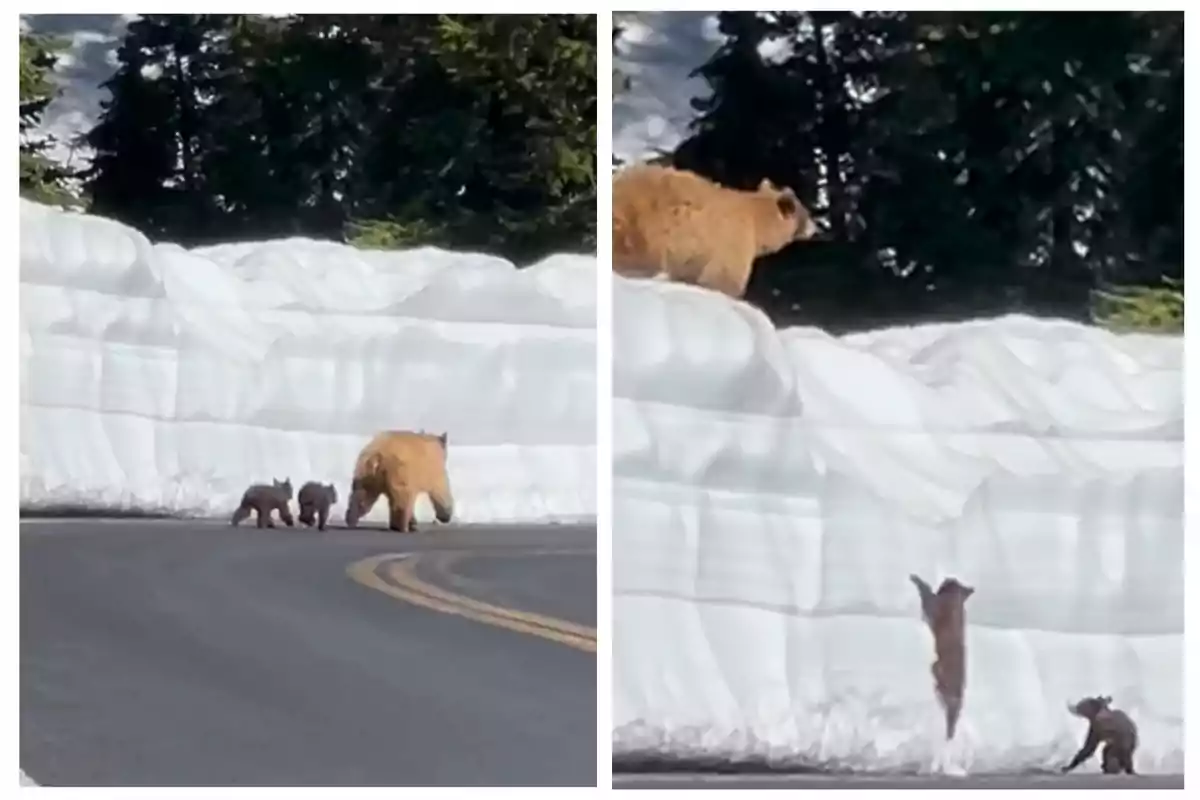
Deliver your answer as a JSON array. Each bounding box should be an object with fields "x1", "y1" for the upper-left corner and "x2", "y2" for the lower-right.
[
  {"x1": 1063, "y1": 695, "x2": 1138, "y2": 775},
  {"x1": 611, "y1": 163, "x2": 818, "y2": 299},
  {"x1": 297, "y1": 481, "x2": 337, "y2": 531},
  {"x1": 910, "y1": 573, "x2": 975, "y2": 741},
  {"x1": 231, "y1": 478, "x2": 294, "y2": 529},
  {"x1": 345, "y1": 430, "x2": 454, "y2": 533}
]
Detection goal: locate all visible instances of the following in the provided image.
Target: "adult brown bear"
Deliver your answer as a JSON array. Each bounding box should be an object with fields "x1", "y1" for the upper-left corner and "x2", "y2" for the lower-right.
[
  {"x1": 345, "y1": 430, "x2": 454, "y2": 533},
  {"x1": 612, "y1": 163, "x2": 818, "y2": 299}
]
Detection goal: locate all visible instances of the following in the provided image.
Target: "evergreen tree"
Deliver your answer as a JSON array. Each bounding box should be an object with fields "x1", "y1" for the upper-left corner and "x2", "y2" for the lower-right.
[
  {"x1": 19, "y1": 31, "x2": 76, "y2": 205},
  {"x1": 669, "y1": 10, "x2": 1182, "y2": 331}
]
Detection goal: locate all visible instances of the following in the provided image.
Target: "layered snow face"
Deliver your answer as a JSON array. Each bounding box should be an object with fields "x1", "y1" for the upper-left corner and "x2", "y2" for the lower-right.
[
  {"x1": 612, "y1": 276, "x2": 1183, "y2": 774},
  {"x1": 19, "y1": 200, "x2": 597, "y2": 525}
]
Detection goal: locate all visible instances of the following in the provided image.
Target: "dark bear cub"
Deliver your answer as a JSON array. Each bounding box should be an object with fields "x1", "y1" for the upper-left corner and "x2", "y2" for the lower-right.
[
  {"x1": 1062, "y1": 695, "x2": 1138, "y2": 775},
  {"x1": 297, "y1": 481, "x2": 337, "y2": 531},
  {"x1": 910, "y1": 573, "x2": 975, "y2": 741},
  {"x1": 230, "y1": 478, "x2": 295, "y2": 529}
]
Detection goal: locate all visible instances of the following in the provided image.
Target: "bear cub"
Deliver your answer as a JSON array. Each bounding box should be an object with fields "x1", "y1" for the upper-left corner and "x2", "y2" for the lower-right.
[
  {"x1": 910, "y1": 573, "x2": 975, "y2": 741},
  {"x1": 1062, "y1": 695, "x2": 1138, "y2": 775},
  {"x1": 297, "y1": 481, "x2": 338, "y2": 531},
  {"x1": 231, "y1": 478, "x2": 295, "y2": 529}
]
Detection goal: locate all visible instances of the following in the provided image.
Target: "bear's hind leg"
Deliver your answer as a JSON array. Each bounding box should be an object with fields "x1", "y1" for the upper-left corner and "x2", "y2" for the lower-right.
[
  {"x1": 429, "y1": 486, "x2": 454, "y2": 525},
  {"x1": 231, "y1": 503, "x2": 251, "y2": 527},
  {"x1": 1102, "y1": 743, "x2": 1122, "y2": 774},
  {"x1": 941, "y1": 692, "x2": 963, "y2": 741}
]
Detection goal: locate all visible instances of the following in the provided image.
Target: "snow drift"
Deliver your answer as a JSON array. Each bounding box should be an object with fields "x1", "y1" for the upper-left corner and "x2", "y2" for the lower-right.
[
  {"x1": 19, "y1": 199, "x2": 597, "y2": 525},
  {"x1": 612, "y1": 275, "x2": 1183, "y2": 774}
]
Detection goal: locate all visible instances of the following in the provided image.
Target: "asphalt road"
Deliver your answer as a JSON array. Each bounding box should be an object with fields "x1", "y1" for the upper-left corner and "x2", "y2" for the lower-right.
[
  {"x1": 20, "y1": 518, "x2": 596, "y2": 787},
  {"x1": 614, "y1": 772, "x2": 1185, "y2": 790}
]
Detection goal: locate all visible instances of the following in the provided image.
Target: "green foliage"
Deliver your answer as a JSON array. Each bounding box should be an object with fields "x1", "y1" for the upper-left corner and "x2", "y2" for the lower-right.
[
  {"x1": 19, "y1": 33, "x2": 59, "y2": 101},
  {"x1": 345, "y1": 217, "x2": 452, "y2": 251},
  {"x1": 362, "y1": 14, "x2": 598, "y2": 261},
  {"x1": 668, "y1": 11, "x2": 1183, "y2": 331},
  {"x1": 1091, "y1": 278, "x2": 1183, "y2": 335},
  {"x1": 79, "y1": 14, "x2": 596, "y2": 263},
  {"x1": 19, "y1": 31, "x2": 76, "y2": 206}
]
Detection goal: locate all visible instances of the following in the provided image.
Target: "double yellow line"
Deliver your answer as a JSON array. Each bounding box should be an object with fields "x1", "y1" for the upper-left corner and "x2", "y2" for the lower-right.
[{"x1": 346, "y1": 551, "x2": 596, "y2": 653}]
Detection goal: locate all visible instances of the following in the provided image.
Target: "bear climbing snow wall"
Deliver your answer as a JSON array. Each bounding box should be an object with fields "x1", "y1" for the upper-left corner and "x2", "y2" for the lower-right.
[{"x1": 612, "y1": 275, "x2": 1183, "y2": 774}]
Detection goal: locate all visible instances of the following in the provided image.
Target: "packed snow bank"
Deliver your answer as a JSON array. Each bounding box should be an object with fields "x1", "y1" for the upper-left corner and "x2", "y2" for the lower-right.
[
  {"x1": 19, "y1": 200, "x2": 596, "y2": 525},
  {"x1": 612, "y1": 276, "x2": 1183, "y2": 775}
]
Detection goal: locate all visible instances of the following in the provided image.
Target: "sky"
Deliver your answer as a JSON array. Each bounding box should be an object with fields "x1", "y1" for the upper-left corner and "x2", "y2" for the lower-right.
[
  {"x1": 23, "y1": 13, "x2": 723, "y2": 170},
  {"x1": 612, "y1": 12, "x2": 724, "y2": 164},
  {"x1": 21, "y1": 14, "x2": 137, "y2": 170}
]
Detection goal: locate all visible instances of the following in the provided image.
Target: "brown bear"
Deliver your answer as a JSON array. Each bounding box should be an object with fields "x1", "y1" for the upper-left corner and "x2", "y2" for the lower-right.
[
  {"x1": 1062, "y1": 695, "x2": 1138, "y2": 775},
  {"x1": 910, "y1": 573, "x2": 975, "y2": 741},
  {"x1": 345, "y1": 430, "x2": 455, "y2": 533},
  {"x1": 230, "y1": 478, "x2": 295, "y2": 529},
  {"x1": 611, "y1": 163, "x2": 819, "y2": 300},
  {"x1": 297, "y1": 481, "x2": 337, "y2": 531}
]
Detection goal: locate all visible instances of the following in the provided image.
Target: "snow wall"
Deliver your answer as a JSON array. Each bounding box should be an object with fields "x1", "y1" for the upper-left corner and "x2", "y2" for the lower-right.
[
  {"x1": 19, "y1": 199, "x2": 596, "y2": 525},
  {"x1": 612, "y1": 275, "x2": 1183, "y2": 775}
]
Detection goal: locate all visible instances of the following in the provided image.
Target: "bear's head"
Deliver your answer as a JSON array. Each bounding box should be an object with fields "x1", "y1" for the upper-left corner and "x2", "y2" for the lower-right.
[
  {"x1": 755, "y1": 178, "x2": 819, "y2": 255},
  {"x1": 1069, "y1": 696, "x2": 1113, "y2": 721},
  {"x1": 936, "y1": 577, "x2": 975, "y2": 602},
  {"x1": 273, "y1": 477, "x2": 293, "y2": 499}
]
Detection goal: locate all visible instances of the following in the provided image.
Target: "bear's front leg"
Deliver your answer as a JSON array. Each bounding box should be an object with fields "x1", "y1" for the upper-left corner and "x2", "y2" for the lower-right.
[
  {"x1": 345, "y1": 489, "x2": 379, "y2": 528},
  {"x1": 388, "y1": 504, "x2": 413, "y2": 534}
]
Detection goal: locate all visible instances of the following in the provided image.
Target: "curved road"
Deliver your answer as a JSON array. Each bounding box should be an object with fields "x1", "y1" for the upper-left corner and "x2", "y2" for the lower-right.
[{"x1": 20, "y1": 519, "x2": 596, "y2": 787}]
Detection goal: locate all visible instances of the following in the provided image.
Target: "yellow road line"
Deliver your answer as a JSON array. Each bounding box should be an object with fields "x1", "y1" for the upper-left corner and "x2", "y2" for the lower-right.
[
  {"x1": 346, "y1": 552, "x2": 596, "y2": 654},
  {"x1": 393, "y1": 551, "x2": 597, "y2": 641}
]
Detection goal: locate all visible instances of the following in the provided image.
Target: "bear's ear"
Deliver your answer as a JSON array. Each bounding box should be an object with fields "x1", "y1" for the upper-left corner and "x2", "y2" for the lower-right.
[
  {"x1": 758, "y1": 177, "x2": 778, "y2": 193},
  {"x1": 776, "y1": 194, "x2": 798, "y2": 217},
  {"x1": 439, "y1": 432, "x2": 448, "y2": 447}
]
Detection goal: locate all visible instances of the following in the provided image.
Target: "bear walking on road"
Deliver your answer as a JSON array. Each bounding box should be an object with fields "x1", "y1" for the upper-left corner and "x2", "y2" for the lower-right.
[
  {"x1": 230, "y1": 478, "x2": 295, "y2": 529},
  {"x1": 345, "y1": 430, "x2": 454, "y2": 534},
  {"x1": 297, "y1": 481, "x2": 338, "y2": 531},
  {"x1": 1062, "y1": 695, "x2": 1139, "y2": 775},
  {"x1": 612, "y1": 163, "x2": 819, "y2": 300}
]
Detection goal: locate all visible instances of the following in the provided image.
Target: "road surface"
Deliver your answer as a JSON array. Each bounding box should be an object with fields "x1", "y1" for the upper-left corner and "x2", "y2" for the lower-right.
[
  {"x1": 20, "y1": 518, "x2": 596, "y2": 787},
  {"x1": 614, "y1": 767, "x2": 1185, "y2": 791},
  {"x1": 615, "y1": 768, "x2": 1184, "y2": 790}
]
